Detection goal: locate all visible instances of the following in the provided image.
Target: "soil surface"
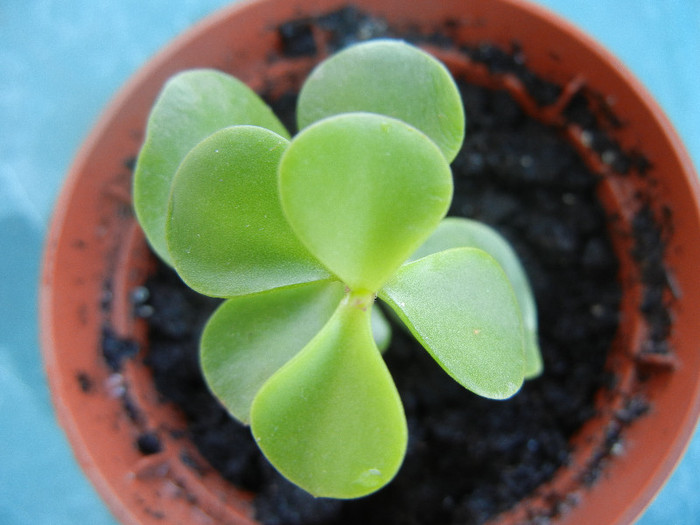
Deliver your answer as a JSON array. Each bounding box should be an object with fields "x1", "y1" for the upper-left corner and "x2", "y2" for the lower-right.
[{"x1": 129, "y1": 8, "x2": 669, "y2": 525}]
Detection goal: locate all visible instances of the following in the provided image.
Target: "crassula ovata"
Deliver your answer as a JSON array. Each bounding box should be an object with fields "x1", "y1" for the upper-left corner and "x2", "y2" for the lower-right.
[{"x1": 133, "y1": 39, "x2": 543, "y2": 499}]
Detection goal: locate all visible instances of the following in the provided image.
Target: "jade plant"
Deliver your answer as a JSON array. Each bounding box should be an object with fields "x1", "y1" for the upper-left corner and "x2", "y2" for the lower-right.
[{"x1": 133, "y1": 39, "x2": 543, "y2": 499}]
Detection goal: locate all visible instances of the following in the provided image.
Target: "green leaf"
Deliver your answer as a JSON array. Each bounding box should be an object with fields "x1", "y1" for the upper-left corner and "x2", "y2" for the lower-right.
[
  {"x1": 201, "y1": 280, "x2": 345, "y2": 424},
  {"x1": 371, "y1": 304, "x2": 392, "y2": 353},
  {"x1": 410, "y1": 218, "x2": 542, "y2": 378},
  {"x1": 133, "y1": 69, "x2": 289, "y2": 263},
  {"x1": 250, "y1": 291, "x2": 407, "y2": 499},
  {"x1": 279, "y1": 113, "x2": 453, "y2": 293},
  {"x1": 297, "y1": 39, "x2": 465, "y2": 162},
  {"x1": 167, "y1": 125, "x2": 329, "y2": 297},
  {"x1": 380, "y1": 247, "x2": 525, "y2": 399}
]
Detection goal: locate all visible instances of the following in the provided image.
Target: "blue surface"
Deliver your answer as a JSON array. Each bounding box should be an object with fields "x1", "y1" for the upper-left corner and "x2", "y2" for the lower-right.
[{"x1": 1, "y1": 1, "x2": 698, "y2": 523}]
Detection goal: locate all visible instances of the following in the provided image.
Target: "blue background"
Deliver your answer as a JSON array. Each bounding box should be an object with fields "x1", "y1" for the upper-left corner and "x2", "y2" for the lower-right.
[{"x1": 1, "y1": 1, "x2": 698, "y2": 523}]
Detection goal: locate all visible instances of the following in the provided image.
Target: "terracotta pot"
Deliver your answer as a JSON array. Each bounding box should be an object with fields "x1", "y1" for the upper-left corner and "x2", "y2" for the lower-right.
[{"x1": 40, "y1": 0, "x2": 700, "y2": 524}]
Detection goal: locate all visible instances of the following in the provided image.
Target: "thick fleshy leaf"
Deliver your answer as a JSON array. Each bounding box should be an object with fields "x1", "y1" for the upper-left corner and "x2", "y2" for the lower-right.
[
  {"x1": 371, "y1": 304, "x2": 392, "y2": 353},
  {"x1": 380, "y1": 247, "x2": 525, "y2": 399},
  {"x1": 250, "y1": 292, "x2": 407, "y2": 499},
  {"x1": 279, "y1": 113, "x2": 453, "y2": 293},
  {"x1": 167, "y1": 126, "x2": 329, "y2": 297},
  {"x1": 297, "y1": 39, "x2": 465, "y2": 162},
  {"x1": 410, "y1": 218, "x2": 542, "y2": 378},
  {"x1": 134, "y1": 69, "x2": 289, "y2": 263},
  {"x1": 201, "y1": 280, "x2": 344, "y2": 424}
]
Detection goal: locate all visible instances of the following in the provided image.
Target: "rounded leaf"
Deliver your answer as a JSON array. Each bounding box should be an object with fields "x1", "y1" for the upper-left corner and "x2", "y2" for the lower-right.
[
  {"x1": 297, "y1": 39, "x2": 465, "y2": 162},
  {"x1": 380, "y1": 247, "x2": 525, "y2": 399},
  {"x1": 167, "y1": 125, "x2": 329, "y2": 297},
  {"x1": 279, "y1": 113, "x2": 453, "y2": 293},
  {"x1": 134, "y1": 69, "x2": 289, "y2": 263},
  {"x1": 201, "y1": 280, "x2": 344, "y2": 424},
  {"x1": 251, "y1": 292, "x2": 407, "y2": 498},
  {"x1": 371, "y1": 304, "x2": 392, "y2": 354},
  {"x1": 410, "y1": 218, "x2": 542, "y2": 378}
]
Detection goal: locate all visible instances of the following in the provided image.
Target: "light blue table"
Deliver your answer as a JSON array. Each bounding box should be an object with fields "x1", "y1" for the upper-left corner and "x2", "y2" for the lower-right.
[{"x1": 1, "y1": 1, "x2": 698, "y2": 523}]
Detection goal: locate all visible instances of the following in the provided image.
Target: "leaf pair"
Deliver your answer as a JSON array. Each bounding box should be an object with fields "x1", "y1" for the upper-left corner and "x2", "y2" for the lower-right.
[
  {"x1": 408, "y1": 218, "x2": 543, "y2": 379},
  {"x1": 133, "y1": 71, "x2": 289, "y2": 264}
]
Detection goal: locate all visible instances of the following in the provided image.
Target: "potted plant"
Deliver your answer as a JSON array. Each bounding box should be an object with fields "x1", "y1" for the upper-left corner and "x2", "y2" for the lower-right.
[
  {"x1": 40, "y1": 0, "x2": 700, "y2": 524},
  {"x1": 131, "y1": 39, "x2": 544, "y2": 500}
]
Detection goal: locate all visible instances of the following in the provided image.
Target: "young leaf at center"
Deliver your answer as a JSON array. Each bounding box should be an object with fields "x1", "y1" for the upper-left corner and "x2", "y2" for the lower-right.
[{"x1": 279, "y1": 113, "x2": 453, "y2": 293}]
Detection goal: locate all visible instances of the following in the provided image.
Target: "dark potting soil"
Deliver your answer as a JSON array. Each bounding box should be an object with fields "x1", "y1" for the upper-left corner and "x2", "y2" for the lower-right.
[{"x1": 125, "y1": 8, "x2": 669, "y2": 525}]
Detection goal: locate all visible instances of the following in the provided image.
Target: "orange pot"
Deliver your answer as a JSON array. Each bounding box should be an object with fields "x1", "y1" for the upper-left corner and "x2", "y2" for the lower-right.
[{"x1": 41, "y1": 0, "x2": 700, "y2": 524}]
